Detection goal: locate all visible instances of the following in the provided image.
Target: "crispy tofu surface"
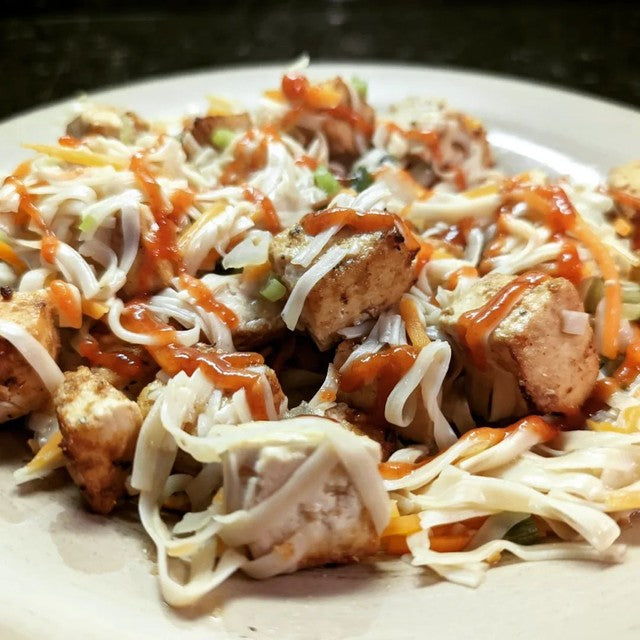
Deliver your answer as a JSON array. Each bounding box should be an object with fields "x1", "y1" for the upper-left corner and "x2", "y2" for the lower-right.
[
  {"x1": 223, "y1": 441, "x2": 380, "y2": 569},
  {"x1": 55, "y1": 366, "x2": 143, "y2": 514},
  {"x1": 66, "y1": 106, "x2": 148, "y2": 142},
  {"x1": 441, "y1": 273, "x2": 599, "y2": 415},
  {"x1": 0, "y1": 290, "x2": 59, "y2": 423},
  {"x1": 271, "y1": 225, "x2": 417, "y2": 349},
  {"x1": 608, "y1": 160, "x2": 640, "y2": 217}
]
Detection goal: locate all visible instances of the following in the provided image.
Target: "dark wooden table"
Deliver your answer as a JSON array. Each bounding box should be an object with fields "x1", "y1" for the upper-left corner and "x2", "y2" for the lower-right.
[{"x1": 2, "y1": 0, "x2": 639, "y2": 120}]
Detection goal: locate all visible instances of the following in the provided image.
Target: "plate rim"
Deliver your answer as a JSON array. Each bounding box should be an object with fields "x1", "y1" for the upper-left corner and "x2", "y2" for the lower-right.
[{"x1": 2, "y1": 59, "x2": 639, "y2": 128}]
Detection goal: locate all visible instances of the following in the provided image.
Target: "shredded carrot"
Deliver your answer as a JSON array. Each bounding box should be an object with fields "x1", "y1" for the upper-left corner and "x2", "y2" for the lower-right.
[
  {"x1": 206, "y1": 95, "x2": 234, "y2": 116},
  {"x1": 22, "y1": 430, "x2": 64, "y2": 475},
  {"x1": 572, "y1": 218, "x2": 621, "y2": 359},
  {"x1": 428, "y1": 533, "x2": 474, "y2": 553},
  {"x1": 242, "y1": 261, "x2": 272, "y2": 284},
  {"x1": 382, "y1": 514, "x2": 421, "y2": 538},
  {"x1": 463, "y1": 183, "x2": 499, "y2": 199},
  {"x1": 178, "y1": 202, "x2": 227, "y2": 256},
  {"x1": 381, "y1": 535, "x2": 411, "y2": 555},
  {"x1": 399, "y1": 297, "x2": 430, "y2": 348},
  {"x1": 12, "y1": 159, "x2": 32, "y2": 179},
  {"x1": 0, "y1": 241, "x2": 27, "y2": 274},
  {"x1": 23, "y1": 144, "x2": 128, "y2": 170},
  {"x1": 263, "y1": 89, "x2": 285, "y2": 102},
  {"x1": 614, "y1": 216, "x2": 633, "y2": 237},
  {"x1": 81, "y1": 299, "x2": 109, "y2": 320},
  {"x1": 49, "y1": 280, "x2": 82, "y2": 329}
]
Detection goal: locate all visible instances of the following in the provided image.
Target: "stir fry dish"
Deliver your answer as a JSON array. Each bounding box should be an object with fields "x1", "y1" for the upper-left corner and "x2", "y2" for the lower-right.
[{"x1": 2, "y1": 64, "x2": 640, "y2": 607}]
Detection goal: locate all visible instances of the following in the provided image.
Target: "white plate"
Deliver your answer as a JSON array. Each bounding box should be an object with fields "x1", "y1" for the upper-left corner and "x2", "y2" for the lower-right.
[{"x1": 1, "y1": 63, "x2": 640, "y2": 640}]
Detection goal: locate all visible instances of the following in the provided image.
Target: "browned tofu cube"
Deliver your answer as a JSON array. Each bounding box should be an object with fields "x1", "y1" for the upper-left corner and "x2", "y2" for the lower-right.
[
  {"x1": 222, "y1": 423, "x2": 382, "y2": 571},
  {"x1": 0, "y1": 290, "x2": 59, "y2": 423},
  {"x1": 270, "y1": 225, "x2": 417, "y2": 350},
  {"x1": 66, "y1": 105, "x2": 148, "y2": 142},
  {"x1": 440, "y1": 273, "x2": 599, "y2": 415},
  {"x1": 608, "y1": 160, "x2": 640, "y2": 217},
  {"x1": 325, "y1": 402, "x2": 398, "y2": 460},
  {"x1": 54, "y1": 366, "x2": 143, "y2": 514}
]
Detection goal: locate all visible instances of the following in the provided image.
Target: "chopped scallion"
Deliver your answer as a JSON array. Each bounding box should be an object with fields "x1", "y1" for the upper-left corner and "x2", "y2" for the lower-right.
[
  {"x1": 583, "y1": 277, "x2": 604, "y2": 314},
  {"x1": 78, "y1": 214, "x2": 97, "y2": 233},
  {"x1": 351, "y1": 166, "x2": 373, "y2": 192},
  {"x1": 313, "y1": 166, "x2": 340, "y2": 195},
  {"x1": 211, "y1": 128, "x2": 235, "y2": 150},
  {"x1": 351, "y1": 76, "x2": 368, "y2": 100},
  {"x1": 260, "y1": 276, "x2": 287, "y2": 302}
]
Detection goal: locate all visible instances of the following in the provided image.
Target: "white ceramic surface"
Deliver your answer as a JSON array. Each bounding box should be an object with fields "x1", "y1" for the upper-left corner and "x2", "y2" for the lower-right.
[{"x1": 1, "y1": 63, "x2": 640, "y2": 640}]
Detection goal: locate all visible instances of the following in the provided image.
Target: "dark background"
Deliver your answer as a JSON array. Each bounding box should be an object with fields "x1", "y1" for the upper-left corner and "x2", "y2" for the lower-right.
[{"x1": 2, "y1": 0, "x2": 640, "y2": 120}]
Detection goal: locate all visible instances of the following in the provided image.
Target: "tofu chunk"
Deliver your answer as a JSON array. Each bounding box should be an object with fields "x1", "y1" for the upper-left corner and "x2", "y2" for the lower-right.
[
  {"x1": 440, "y1": 273, "x2": 599, "y2": 415},
  {"x1": 66, "y1": 104, "x2": 148, "y2": 143},
  {"x1": 203, "y1": 274, "x2": 286, "y2": 349},
  {"x1": 54, "y1": 366, "x2": 143, "y2": 514},
  {"x1": 137, "y1": 379, "x2": 165, "y2": 419},
  {"x1": 0, "y1": 290, "x2": 59, "y2": 423},
  {"x1": 189, "y1": 113, "x2": 252, "y2": 147},
  {"x1": 122, "y1": 205, "x2": 175, "y2": 297},
  {"x1": 333, "y1": 341, "x2": 438, "y2": 448},
  {"x1": 222, "y1": 435, "x2": 381, "y2": 570},
  {"x1": 286, "y1": 77, "x2": 374, "y2": 162},
  {"x1": 325, "y1": 402, "x2": 398, "y2": 460},
  {"x1": 271, "y1": 225, "x2": 417, "y2": 349},
  {"x1": 608, "y1": 160, "x2": 640, "y2": 217}
]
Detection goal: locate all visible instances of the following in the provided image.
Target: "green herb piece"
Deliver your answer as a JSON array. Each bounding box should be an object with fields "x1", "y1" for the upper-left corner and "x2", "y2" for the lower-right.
[
  {"x1": 211, "y1": 128, "x2": 235, "y2": 150},
  {"x1": 313, "y1": 166, "x2": 340, "y2": 195},
  {"x1": 78, "y1": 214, "x2": 97, "y2": 233},
  {"x1": 260, "y1": 276, "x2": 287, "y2": 302},
  {"x1": 351, "y1": 76, "x2": 368, "y2": 100}
]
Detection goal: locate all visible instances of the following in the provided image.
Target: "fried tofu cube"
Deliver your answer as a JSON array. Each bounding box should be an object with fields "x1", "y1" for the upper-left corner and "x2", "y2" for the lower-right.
[
  {"x1": 0, "y1": 290, "x2": 59, "y2": 423},
  {"x1": 608, "y1": 160, "x2": 640, "y2": 217},
  {"x1": 66, "y1": 105, "x2": 148, "y2": 142},
  {"x1": 54, "y1": 366, "x2": 143, "y2": 514},
  {"x1": 440, "y1": 273, "x2": 599, "y2": 415},
  {"x1": 325, "y1": 402, "x2": 398, "y2": 460},
  {"x1": 222, "y1": 430, "x2": 381, "y2": 571},
  {"x1": 270, "y1": 225, "x2": 417, "y2": 350}
]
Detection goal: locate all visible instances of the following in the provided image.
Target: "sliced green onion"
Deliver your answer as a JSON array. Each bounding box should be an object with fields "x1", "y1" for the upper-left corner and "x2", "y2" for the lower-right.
[
  {"x1": 622, "y1": 281, "x2": 640, "y2": 304},
  {"x1": 313, "y1": 166, "x2": 340, "y2": 195},
  {"x1": 351, "y1": 166, "x2": 373, "y2": 192},
  {"x1": 351, "y1": 76, "x2": 368, "y2": 100},
  {"x1": 78, "y1": 214, "x2": 97, "y2": 233},
  {"x1": 583, "y1": 277, "x2": 604, "y2": 314},
  {"x1": 503, "y1": 516, "x2": 540, "y2": 546},
  {"x1": 260, "y1": 276, "x2": 287, "y2": 302},
  {"x1": 211, "y1": 128, "x2": 235, "y2": 150},
  {"x1": 623, "y1": 302, "x2": 640, "y2": 320}
]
